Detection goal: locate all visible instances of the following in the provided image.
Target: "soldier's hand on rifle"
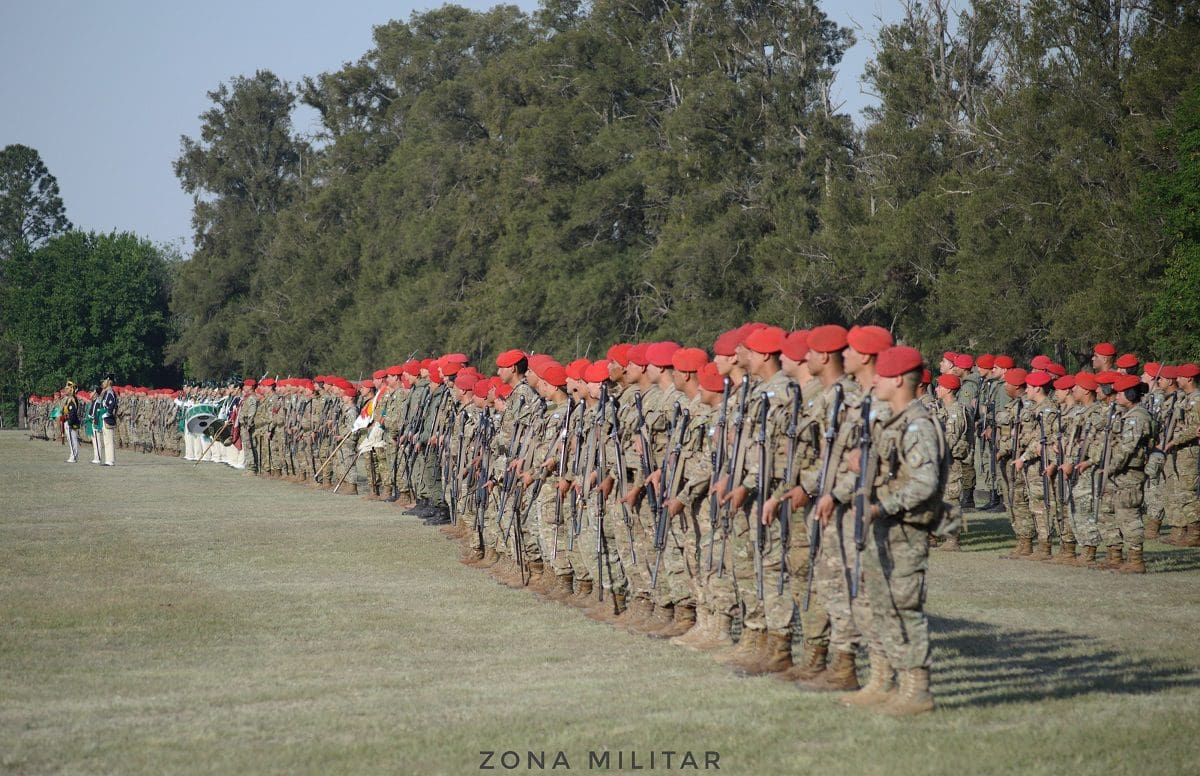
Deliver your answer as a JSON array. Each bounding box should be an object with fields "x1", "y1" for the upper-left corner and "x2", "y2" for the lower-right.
[
  {"x1": 666, "y1": 497, "x2": 685, "y2": 517},
  {"x1": 599, "y1": 476, "x2": 614, "y2": 499},
  {"x1": 622, "y1": 485, "x2": 642, "y2": 508},
  {"x1": 815, "y1": 493, "x2": 836, "y2": 527},
  {"x1": 848, "y1": 448, "x2": 862, "y2": 475},
  {"x1": 1042, "y1": 462, "x2": 1057, "y2": 478},
  {"x1": 521, "y1": 472, "x2": 534, "y2": 487},
  {"x1": 1014, "y1": 456, "x2": 1025, "y2": 472},
  {"x1": 713, "y1": 475, "x2": 730, "y2": 502},
  {"x1": 983, "y1": 427, "x2": 993, "y2": 441},
  {"x1": 1061, "y1": 462, "x2": 1074, "y2": 478},
  {"x1": 762, "y1": 497, "x2": 780, "y2": 526},
  {"x1": 784, "y1": 485, "x2": 810, "y2": 511},
  {"x1": 508, "y1": 458, "x2": 523, "y2": 473},
  {"x1": 556, "y1": 479, "x2": 573, "y2": 496},
  {"x1": 1075, "y1": 460, "x2": 1091, "y2": 473},
  {"x1": 485, "y1": 479, "x2": 495, "y2": 493},
  {"x1": 542, "y1": 457, "x2": 558, "y2": 473},
  {"x1": 728, "y1": 485, "x2": 748, "y2": 510},
  {"x1": 646, "y1": 468, "x2": 662, "y2": 489}
]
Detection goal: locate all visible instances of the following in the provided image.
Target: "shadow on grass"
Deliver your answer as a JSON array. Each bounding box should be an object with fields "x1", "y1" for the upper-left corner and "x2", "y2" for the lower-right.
[
  {"x1": 957, "y1": 513, "x2": 1014, "y2": 552},
  {"x1": 931, "y1": 613, "x2": 1200, "y2": 708}
]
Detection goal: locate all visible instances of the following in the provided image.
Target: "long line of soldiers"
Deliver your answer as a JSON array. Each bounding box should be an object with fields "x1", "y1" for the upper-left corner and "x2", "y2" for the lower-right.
[{"x1": 23, "y1": 330, "x2": 1200, "y2": 718}]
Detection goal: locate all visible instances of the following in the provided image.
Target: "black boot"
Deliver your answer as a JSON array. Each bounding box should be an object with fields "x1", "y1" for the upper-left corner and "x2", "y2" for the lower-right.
[
  {"x1": 422, "y1": 507, "x2": 451, "y2": 525},
  {"x1": 961, "y1": 491, "x2": 976, "y2": 510},
  {"x1": 403, "y1": 498, "x2": 429, "y2": 516}
]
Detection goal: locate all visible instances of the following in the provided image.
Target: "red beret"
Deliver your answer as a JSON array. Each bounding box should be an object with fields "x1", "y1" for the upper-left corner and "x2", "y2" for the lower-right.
[
  {"x1": 243, "y1": 379, "x2": 257, "y2": 387},
  {"x1": 847, "y1": 325, "x2": 893, "y2": 355},
  {"x1": 953, "y1": 353, "x2": 974, "y2": 370},
  {"x1": 1113, "y1": 374, "x2": 1140, "y2": 391},
  {"x1": 943, "y1": 351, "x2": 958, "y2": 362},
  {"x1": 1095, "y1": 371, "x2": 1117, "y2": 385},
  {"x1": 646, "y1": 341, "x2": 681, "y2": 368},
  {"x1": 743, "y1": 326, "x2": 786, "y2": 355},
  {"x1": 1026, "y1": 371, "x2": 1053, "y2": 388},
  {"x1": 442, "y1": 353, "x2": 468, "y2": 364},
  {"x1": 1053, "y1": 375, "x2": 1075, "y2": 391},
  {"x1": 938, "y1": 374, "x2": 961, "y2": 390},
  {"x1": 455, "y1": 372, "x2": 478, "y2": 391},
  {"x1": 808, "y1": 324, "x2": 849, "y2": 354},
  {"x1": 1074, "y1": 372, "x2": 1098, "y2": 391},
  {"x1": 994, "y1": 355, "x2": 1014, "y2": 369},
  {"x1": 1115, "y1": 353, "x2": 1139, "y2": 369},
  {"x1": 698, "y1": 362, "x2": 726, "y2": 393},
  {"x1": 1143, "y1": 362, "x2": 1162, "y2": 377},
  {"x1": 441, "y1": 361, "x2": 462, "y2": 376},
  {"x1": 1159, "y1": 365, "x2": 1178, "y2": 380},
  {"x1": 1048, "y1": 362, "x2": 1067, "y2": 377},
  {"x1": 628, "y1": 343, "x2": 651, "y2": 367},
  {"x1": 1004, "y1": 368, "x2": 1028, "y2": 387},
  {"x1": 1176, "y1": 363, "x2": 1199, "y2": 378},
  {"x1": 541, "y1": 364, "x2": 567, "y2": 387},
  {"x1": 472, "y1": 380, "x2": 492, "y2": 399},
  {"x1": 566, "y1": 359, "x2": 590, "y2": 381},
  {"x1": 740, "y1": 322, "x2": 769, "y2": 339},
  {"x1": 1030, "y1": 355, "x2": 1051, "y2": 370},
  {"x1": 261, "y1": 378, "x2": 276, "y2": 387},
  {"x1": 528, "y1": 354, "x2": 555, "y2": 374},
  {"x1": 1093, "y1": 342, "x2": 1117, "y2": 357},
  {"x1": 420, "y1": 358, "x2": 436, "y2": 371},
  {"x1": 361, "y1": 379, "x2": 375, "y2": 389},
  {"x1": 428, "y1": 371, "x2": 443, "y2": 385},
  {"x1": 496, "y1": 349, "x2": 526, "y2": 368},
  {"x1": 922, "y1": 368, "x2": 932, "y2": 385},
  {"x1": 607, "y1": 343, "x2": 632, "y2": 367},
  {"x1": 342, "y1": 387, "x2": 357, "y2": 400},
  {"x1": 876, "y1": 346, "x2": 924, "y2": 378},
  {"x1": 372, "y1": 369, "x2": 387, "y2": 380},
  {"x1": 976, "y1": 354, "x2": 995, "y2": 370},
  {"x1": 386, "y1": 365, "x2": 404, "y2": 376},
  {"x1": 403, "y1": 361, "x2": 421, "y2": 376},
  {"x1": 584, "y1": 360, "x2": 611, "y2": 383},
  {"x1": 496, "y1": 382, "x2": 514, "y2": 399},
  {"x1": 712, "y1": 329, "x2": 741, "y2": 357},
  {"x1": 778, "y1": 330, "x2": 808, "y2": 362},
  {"x1": 672, "y1": 347, "x2": 709, "y2": 373}
]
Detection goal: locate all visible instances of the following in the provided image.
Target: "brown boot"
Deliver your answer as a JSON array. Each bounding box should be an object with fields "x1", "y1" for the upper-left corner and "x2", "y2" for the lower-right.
[
  {"x1": 569, "y1": 579, "x2": 594, "y2": 606},
  {"x1": 615, "y1": 595, "x2": 654, "y2": 631},
  {"x1": 335, "y1": 484, "x2": 358, "y2": 496},
  {"x1": 779, "y1": 642, "x2": 829, "y2": 682},
  {"x1": 839, "y1": 654, "x2": 895, "y2": 707},
  {"x1": 636, "y1": 603, "x2": 675, "y2": 637},
  {"x1": 539, "y1": 572, "x2": 574, "y2": 602},
  {"x1": 1144, "y1": 518, "x2": 1161, "y2": 540},
  {"x1": 1029, "y1": 539, "x2": 1052, "y2": 561},
  {"x1": 691, "y1": 612, "x2": 735, "y2": 652},
  {"x1": 1053, "y1": 540, "x2": 1077, "y2": 564},
  {"x1": 657, "y1": 603, "x2": 697, "y2": 639},
  {"x1": 459, "y1": 547, "x2": 485, "y2": 565},
  {"x1": 1096, "y1": 545, "x2": 1124, "y2": 571},
  {"x1": 719, "y1": 629, "x2": 766, "y2": 671},
  {"x1": 1115, "y1": 545, "x2": 1146, "y2": 574},
  {"x1": 878, "y1": 667, "x2": 935, "y2": 716},
  {"x1": 1001, "y1": 536, "x2": 1034, "y2": 560},
  {"x1": 938, "y1": 535, "x2": 961, "y2": 552},
  {"x1": 1162, "y1": 526, "x2": 1186, "y2": 546},
  {"x1": 1073, "y1": 544, "x2": 1098, "y2": 568},
  {"x1": 523, "y1": 560, "x2": 546, "y2": 588},
  {"x1": 797, "y1": 649, "x2": 859, "y2": 691},
  {"x1": 476, "y1": 548, "x2": 501, "y2": 569},
  {"x1": 736, "y1": 632, "x2": 794, "y2": 677},
  {"x1": 1183, "y1": 524, "x2": 1200, "y2": 548},
  {"x1": 671, "y1": 607, "x2": 709, "y2": 648}
]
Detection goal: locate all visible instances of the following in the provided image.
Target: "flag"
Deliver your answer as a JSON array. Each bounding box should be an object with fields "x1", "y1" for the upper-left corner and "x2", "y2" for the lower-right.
[{"x1": 351, "y1": 388, "x2": 383, "y2": 432}]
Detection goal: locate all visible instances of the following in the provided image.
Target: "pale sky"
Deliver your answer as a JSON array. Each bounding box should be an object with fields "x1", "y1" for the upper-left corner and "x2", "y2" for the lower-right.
[{"x1": 1, "y1": 0, "x2": 900, "y2": 253}]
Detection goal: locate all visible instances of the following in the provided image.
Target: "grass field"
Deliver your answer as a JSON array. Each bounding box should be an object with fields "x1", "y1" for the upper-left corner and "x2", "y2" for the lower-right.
[{"x1": 2, "y1": 429, "x2": 1199, "y2": 775}]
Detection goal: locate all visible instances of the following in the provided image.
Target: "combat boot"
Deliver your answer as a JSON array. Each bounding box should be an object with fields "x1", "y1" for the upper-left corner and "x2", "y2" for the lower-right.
[
  {"x1": 1162, "y1": 526, "x2": 1186, "y2": 546},
  {"x1": 1144, "y1": 518, "x2": 1161, "y2": 540},
  {"x1": 719, "y1": 629, "x2": 766, "y2": 672},
  {"x1": 797, "y1": 649, "x2": 858, "y2": 691},
  {"x1": 1053, "y1": 540, "x2": 1077, "y2": 564},
  {"x1": 1001, "y1": 536, "x2": 1034, "y2": 560},
  {"x1": 335, "y1": 484, "x2": 358, "y2": 496},
  {"x1": 1115, "y1": 545, "x2": 1146, "y2": 574},
  {"x1": 568, "y1": 579, "x2": 595, "y2": 607},
  {"x1": 657, "y1": 603, "x2": 697, "y2": 639},
  {"x1": 878, "y1": 668, "x2": 935, "y2": 717},
  {"x1": 615, "y1": 594, "x2": 653, "y2": 631},
  {"x1": 691, "y1": 612, "x2": 735, "y2": 652},
  {"x1": 476, "y1": 547, "x2": 501, "y2": 569},
  {"x1": 1183, "y1": 524, "x2": 1200, "y2": 548},
  {"x1": 1096, "y1": 545, "x2": 1124, "y2": 570},
  {"x1": 524, "y1": 559, "x2": 546, "y2": 588},
  {"x1": 671, "y1": 607, "x2": 709, "y2": 648},
  {"x1": 460, "y1": 547, "x2": 485, "y2": 565},
  {"x1": 839, "y1": 654, "x2": 895, "y2": 708},
  {"x1": 638, "y1": 603, "x2": 675, "y2": 638},
  {"x1": 1073, "y1": 545, "x2": 1098, "y2": 567},
  {"x1": 961, "y1": 491, "x2": 976, "y2": 510},
  {"x1": 938, "y1": 535, "x2": 961, "y2": 552},
  {"x1": 736, "y1": 632, "x2": 794, "y2": 677},
  {"x1": 544, "y1": 572, "x2": 575, "y2": 602},
  {"x1": 1029, "y1": 539, "x2": 1052, "y2": 561},
  {"x1": 779, "y1": 642, "x2": 828, "y2": 682}
]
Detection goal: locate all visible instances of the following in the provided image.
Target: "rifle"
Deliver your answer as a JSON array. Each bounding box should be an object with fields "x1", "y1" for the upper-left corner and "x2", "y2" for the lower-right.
[
  {"x1": 593, "y1": 387, "x2": 610, "y2": 600},
  {"x1": 851, "y1": 394, "x2": 872, "y2": 600},
  {"x1": 804, "y1": 383, "x2": 843, "y2": 612},
  {"x1": 1005, "y1": 399, "x2": 1024, "y2": 525},
  {"x1": 568, "y1": 397, "x2": 585, "y2": 552},
  {"x1": 1038, "y1": 411, "x2": 1052, "y2": 533},
  {"x1": 607, "y1": 400, "x2": 638, "y2": 567},
  {"x1": 752, "y1": 395, "x2": 769, "y2": 601},
  {"x1": 551, "y1": 399, "x2": 576, "y2": 564},
  {"x1": 717, "y1": 375, "x2": 752, "y2": 578},
  {"x1": 632, "y1": 391, "x2": 660, "y2": 515},
  {"x1": 706, "y1": 377, "x2": 731, "y2": 574},
  {"x1": 1094, "y1": 403, "x2": 1118, "y2": 523},
  {"x1": 474, "y1": 413, "x2": 495, "y2": 551},
  {"x1": 777, "y1": 383, "x2": 802, "y2": 595},
  {"x1": 497, "y1": 394, "x2": 530, "y2": 539},
  {"x1": 652, "y1": 402, "x2": 687, "y2": 590}
]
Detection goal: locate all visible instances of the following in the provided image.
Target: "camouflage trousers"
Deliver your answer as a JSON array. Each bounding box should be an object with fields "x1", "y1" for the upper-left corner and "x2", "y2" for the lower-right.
[
  {"x1": 1162, "y1": 448, "x2": 1198, "y2": 528},
  {"x1": 538, "y1": 486, "x2": 573, "y2": 576},
  {"x1": 960, "y1": 445, "x2": 976, "y2": 495},
  {"x1": 730, "y1": 505, "x2": 792, "y2": 636},
  {"x1": 975, "y1": 437, "x2": 996, "y2": 494},
  {"x1": 1098, "y1": 473, "x2": 1145, "y2": 550},
  {"x1": 861, "y1": 517, "x2": 931, "y2": 671},
  {"x1": 786, "y1": 510, "x2": 831, "y2": 649},
  {"x1": 1068, "y1": 470, "x2": 1103, "y2": 548},
  {"x1": 698, "y1": 506, "x2": 740, "y2": 620},
  {"x1": 813, "y1": 506, "x2": 864, "y2": 655},
  {"x1": 1023, "y1": 467, "x2": 1060, "y2": 542},
  {"x1": 1001, "y1": 462, "x2": 1034, "y2": 539}
]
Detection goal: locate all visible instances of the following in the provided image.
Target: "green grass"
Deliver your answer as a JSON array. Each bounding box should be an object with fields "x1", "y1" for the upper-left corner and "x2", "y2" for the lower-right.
[{"x1": 2, "y1": 429, "x2": 1198, "y2": 775}]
